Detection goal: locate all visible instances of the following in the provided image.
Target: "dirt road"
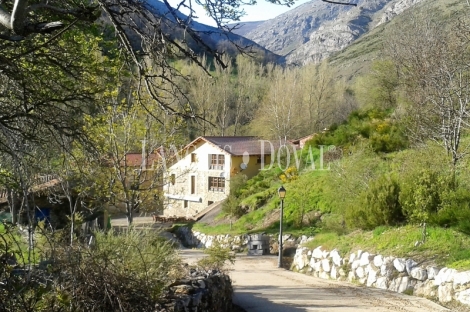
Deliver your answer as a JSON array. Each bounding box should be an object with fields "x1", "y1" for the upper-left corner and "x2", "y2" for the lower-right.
[{"x1": 180, "y1": 250, "x2": 449, "y2": 312}]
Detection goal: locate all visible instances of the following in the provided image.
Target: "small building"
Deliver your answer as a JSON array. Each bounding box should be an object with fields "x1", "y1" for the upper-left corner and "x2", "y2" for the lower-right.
[
  {"x1": 290, "y1": 133, "x2": 316, "y2": 149},
  {"x1": 247, "y1": 233, "x2": 270, "y2": 255}
]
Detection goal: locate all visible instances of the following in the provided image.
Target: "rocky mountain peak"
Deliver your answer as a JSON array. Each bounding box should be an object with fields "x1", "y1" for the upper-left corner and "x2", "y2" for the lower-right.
[{"x1": 240, "y1": 0, "x2": 423, "y2": 65}]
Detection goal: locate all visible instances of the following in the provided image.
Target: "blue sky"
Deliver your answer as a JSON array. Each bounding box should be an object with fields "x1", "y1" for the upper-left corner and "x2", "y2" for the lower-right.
[{"x1": 167, "y1": 0, "x2": 312, "y2": 26}]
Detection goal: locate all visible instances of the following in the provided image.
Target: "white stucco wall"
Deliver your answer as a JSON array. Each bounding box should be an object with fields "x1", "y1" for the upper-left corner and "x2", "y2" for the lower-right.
[{"x1": 164, "y1": 141, "x2": 231, "y2": 217}]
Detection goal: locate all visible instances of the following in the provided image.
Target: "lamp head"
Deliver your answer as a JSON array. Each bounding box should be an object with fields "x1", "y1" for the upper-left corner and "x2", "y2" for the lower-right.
[{"x1": 278, "y1": 186, "x2": 286, "y2": 199}]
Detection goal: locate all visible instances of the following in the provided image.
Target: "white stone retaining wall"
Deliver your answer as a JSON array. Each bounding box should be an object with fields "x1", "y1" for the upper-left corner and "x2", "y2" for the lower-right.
[
  {"x1": 176, "y1": 226, "x2": 313, "y2": 252},
  {"x1": 292, "y1": 246, "x2": 470, "y2": 306}
]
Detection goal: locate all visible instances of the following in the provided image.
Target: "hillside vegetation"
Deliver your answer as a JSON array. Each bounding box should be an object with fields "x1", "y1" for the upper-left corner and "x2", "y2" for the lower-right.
[{"x1": 195, "y1": 4, "x2": 470, "y2": 269}]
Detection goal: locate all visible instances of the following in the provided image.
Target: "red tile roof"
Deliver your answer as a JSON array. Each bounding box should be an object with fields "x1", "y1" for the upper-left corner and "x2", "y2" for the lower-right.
[
  {"x1": 189, "y1": 136, "x2": 291, "y2": 156},
  {"x1": 124, "y1": 152, "x2": 160, "y2": 167}
]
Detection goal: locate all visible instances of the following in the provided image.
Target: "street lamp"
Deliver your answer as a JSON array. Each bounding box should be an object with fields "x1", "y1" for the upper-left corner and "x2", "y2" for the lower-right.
[{"x1": 278, "y1": 185, "x2": 286, "y2": 268}]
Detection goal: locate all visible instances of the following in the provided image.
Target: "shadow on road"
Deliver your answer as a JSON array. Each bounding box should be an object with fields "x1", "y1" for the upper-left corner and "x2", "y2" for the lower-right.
[{"x1": 233, "y1": 284, "x2": 358, "y2": 312}]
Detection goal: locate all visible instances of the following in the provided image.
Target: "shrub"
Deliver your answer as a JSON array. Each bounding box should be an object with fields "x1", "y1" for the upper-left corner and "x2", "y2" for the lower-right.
[
  {"x1": 399, "y1": 169, "x2": 454, "y2": 224},
  {"x1": 346, "y1": 174, "x2": 403, "y2": 229},
  {"x1": 197, "y1": 242, "x2": 235, "y2": 271},
  {"x1": 0, "y1": 228, "x2": 183, "y2": 312}
]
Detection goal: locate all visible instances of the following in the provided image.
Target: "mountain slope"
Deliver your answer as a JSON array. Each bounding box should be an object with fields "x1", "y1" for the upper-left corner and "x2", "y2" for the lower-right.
[
  {"x1": 145, "y1": 0, "x2": 281, "y2": 61},
  {"x1": 243, "y1": 0, "x2": 424, "y2": 65},
  {"x1": 328, "y1": 0, "x2": 468, "y2": 80},
  {"x1": 229, "y1": 21, "x2": 266, "y2": 37}
]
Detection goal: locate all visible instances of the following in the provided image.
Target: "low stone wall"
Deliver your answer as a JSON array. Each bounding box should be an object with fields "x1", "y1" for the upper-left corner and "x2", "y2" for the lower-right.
[
  {"x1": 175, "y1": 226, "x2": 313, "y2": 253},
  {"x1": 292, "y1": 246, "x2": 470, "y2": 306},
  {"x1": 155, "y1": 268, "x2": 234, "y2": 312},
  {"x1": 176, "y1": 226, "x2": 249, "y2": 251}
]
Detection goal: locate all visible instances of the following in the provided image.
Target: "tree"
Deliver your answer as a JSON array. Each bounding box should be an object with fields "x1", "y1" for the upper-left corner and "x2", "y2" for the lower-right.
[
  {"x1": 387, "y1": 13, "x2": 470, "y2": 167},
  {"x1": 253, "y1": 64, "x2": 303, "y2": 141},
  {"x1": 300, "y1": 61, "x2": 341, "y2": 133},
  {"x1": 353, "y1": 60, "x2": 399, "y2": 110}
]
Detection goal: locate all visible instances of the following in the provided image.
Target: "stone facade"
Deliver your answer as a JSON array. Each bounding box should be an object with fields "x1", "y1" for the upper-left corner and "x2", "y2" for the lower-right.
[{"x1": 292, "y1": 246, "x2": 470, "y2": 307}]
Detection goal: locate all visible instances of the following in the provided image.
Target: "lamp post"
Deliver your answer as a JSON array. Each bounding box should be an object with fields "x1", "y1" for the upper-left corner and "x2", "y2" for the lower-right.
[{"x1": 278, "y1": 186, "x2": 286, "y2": 268}]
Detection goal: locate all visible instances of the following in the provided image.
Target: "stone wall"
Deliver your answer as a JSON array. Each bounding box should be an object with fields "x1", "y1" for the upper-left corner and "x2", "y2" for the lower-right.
[
  {"x1": 176, "y1": 226, "x2": 313, "y2": 252},
  {"x1": 292, "y1": 246, "x2": 470, "y2": 306},
  {"x1": 155, "y1": 267, "x2": 234, "y2": 312}
]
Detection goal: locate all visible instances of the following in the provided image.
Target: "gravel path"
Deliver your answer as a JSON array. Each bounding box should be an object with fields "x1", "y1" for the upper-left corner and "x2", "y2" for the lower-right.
[{"x1": 180, "y1": 250, "x2": 450, "y2": 312}]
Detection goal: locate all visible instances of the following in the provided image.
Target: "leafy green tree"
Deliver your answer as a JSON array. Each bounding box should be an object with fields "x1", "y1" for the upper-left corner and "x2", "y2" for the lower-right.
[{"x1": 354, "y1": 60, "x2": 399, "y2": 109}]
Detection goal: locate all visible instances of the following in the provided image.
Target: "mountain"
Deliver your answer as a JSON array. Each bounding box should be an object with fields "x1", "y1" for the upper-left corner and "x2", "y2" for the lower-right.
[
  {"x1": 327, "y1": 0, "x2": 468, "y2": 80},
  {"x1": 145, "y1": 1, "x2": 281, "y2": 62},
  {"x1": 242, "y1": 0, "x2": 425, "y2": 65},
  {"x1": 228, "y1": 21, "x2": 266, "y2": 37}
]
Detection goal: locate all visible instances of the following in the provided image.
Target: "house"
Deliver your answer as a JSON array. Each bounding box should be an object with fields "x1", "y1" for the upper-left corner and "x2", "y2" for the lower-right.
[{"x1": 163, "y1": 136, "x2": 282, "y2": 218}]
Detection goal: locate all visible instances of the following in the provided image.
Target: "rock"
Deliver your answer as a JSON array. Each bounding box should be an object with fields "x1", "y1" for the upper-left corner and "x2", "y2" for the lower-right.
[
  {"x1": 405, "y1": 259, "x2": 417, "y2": 275},
  {"x1": 456, "y1": 289, "x2": 470, "y2": 305},
  {"x1": 349, "y1": 253, "x2": 356, "y2": 264},
  {"x1": 389, "y1": 276, "x2": 415, "y2": 293},
  {"x1": 427, "y1": 266, "x2": 440, "y2": 280},
  {"x1": 198, "y1": 280, "x2": 206, "y2": 289},
  {"x1": 330, "y1": 249, "x2": 342, "y2": 266},
  {"x1": 312, "y1": 247, "x2": 323, "y2": 259},
  {"x1": 331, "y1": 265, "x2": 338, "y2": 279},
  {"x1": 359, "y1": 252, "x2": 371, "y2": 266},
  {"x1": 339, "y1": 268, "x2": 347, "y2": 277},
  {"x1": 356, "y1": 266, "x2": 366, "y2": 279},
  {"x1": 309, "y1": 256, "x2": 317, "y2": 268},
  {"x1": 351, "y1": 259, "x2": 361, "y2": 270},
  {"x1": 434, "y1": 268, "x2": 457, "y2": 286},
  {"x1": 453, "y1": 271, "x2": 470, "y2": 287},
  {"x1": 414, "y1": 280, "x2": 437, "y2": 298},
  {"x1": 313, "y1": 261, "x2": 322, "y2": 273},
  {"x1": 375, "y1": 277, "x2": 389, "y2": 290},
  {"x1": 380, "y1": 263, "x2": 394, "y2": 278},
  {"x1": 294, "y1": 247, "x2": 309, "y2": 270},
  {"x1": 366, "y1": 265, "x2": 379, "y2": 287},
  {"x1": 357, "y1": 250, "x2": 363, "y2": 259},
  {"x1": 192, "y1": 292, "x2": 203, "y2": 306},
  {"x1": 319, "y1": 271, "x2": 330, "y2": 279},
  {"x1": 322, "y1": 250, "x2": 330, "y2": 259},
  {"x1": 438, "y1": 283, "x2": 454, "y2": 303},
  {"x1": 321, "y1": 259, "x2": 331, "y2": 272},
  {"x1": 373, "y1": 255, "x2": 384, "y2": 267},
  {"x1": 348, "y1": 271, "x2": 356, "y2": 282},
  {"x1": 410, "y1": 267, "x2": 427, "y2": 281},
  {"x1": 173, "y1": 285, "x2": 194, "y2": 294},
  {"x1": 393, "y1": 258, "x2": 406, "y2": 273}
]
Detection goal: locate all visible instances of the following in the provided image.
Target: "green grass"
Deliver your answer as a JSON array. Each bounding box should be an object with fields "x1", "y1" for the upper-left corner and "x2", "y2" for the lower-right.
[{"x1": 303, "y1": 225, "x2": 470, "y2": 270}]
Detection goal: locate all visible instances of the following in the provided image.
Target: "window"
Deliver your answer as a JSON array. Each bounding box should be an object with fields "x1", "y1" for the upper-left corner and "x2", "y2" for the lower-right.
[
  {"x1": 208, "y1": 177, "x2": 225, "y2": 192},
  {"x1": 184, "y1": 200, "x2": 188, "y2": 208},
  {"x1": 170, "y1": 174, "x2": 175, "y2": 185},
  {"x1": 209, "y1": 154, "x2": 225, "y2": 170},
  {"x1": 191, "y1": 153, "x2": 197, "y2": 163},
  {"x1": 191, "y1": 176, "x2": 196, "y2": 194}
]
